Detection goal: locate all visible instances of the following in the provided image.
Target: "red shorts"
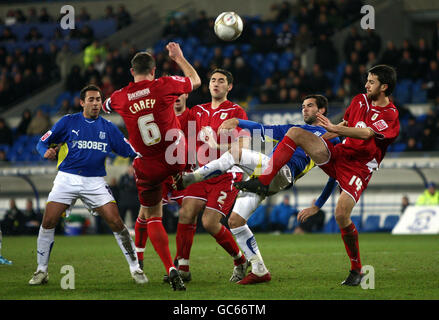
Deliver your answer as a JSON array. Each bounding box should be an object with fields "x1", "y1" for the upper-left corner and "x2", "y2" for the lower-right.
[
  {"x1": 162, "y1": 176, "x2": 185, "y2": 206},
  {"x1": 133, "y1": 157, "x2": 186, "y2": 207},
  {"x1": 319, "y1": 139, "x2": 372, "y2": 203},
  {"x1": 183, "y1": 172, "x2": 243, "y2": 216}
]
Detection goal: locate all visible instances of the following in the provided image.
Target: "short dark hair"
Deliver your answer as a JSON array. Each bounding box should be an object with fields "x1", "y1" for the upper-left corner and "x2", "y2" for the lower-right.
[
  {"x1": 131, "y1": 51, "x2": 156, "y2": 75},
  {"x1": 368, "y1": 64, "x2": 397, "y2": 96},
  {"x1": 80, "y1": 84, "x2": 103, "y2": 101},
  {"x1": 304, "y1": 94, "x2": 328, "y2": 116},
  {"x1": 209, "y1": 68, "x2": 233, "y2": 85}
]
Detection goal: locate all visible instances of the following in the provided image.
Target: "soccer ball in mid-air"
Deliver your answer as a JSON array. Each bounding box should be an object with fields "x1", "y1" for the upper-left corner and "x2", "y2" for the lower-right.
[{"x1": 214, "y1": 12, "x2": 243, "y2": 41}]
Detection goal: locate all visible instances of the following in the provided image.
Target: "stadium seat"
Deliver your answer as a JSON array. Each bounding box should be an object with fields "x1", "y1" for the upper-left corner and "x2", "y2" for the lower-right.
[
  {"x1": 382, "y1": 215, "x2": 399, "y2": 231},
  {"x1": 391, "y1": 143, "x2": 407, "y2": 153},
  {"x1": 323, "y1": 215, "x2": 337, "y2": 233},
  {"x1": 394, "y1": 80, "x2": 412, "y2": 105},
  {"x1": 362, "y1": 215, "x2": 380, "y2": 232},
  {"x1": 351, "y1": 215, "x2": 362, "y2": 231},
  {"x1": 411, "y1": 80, "x2": 427, "y2": 103}
]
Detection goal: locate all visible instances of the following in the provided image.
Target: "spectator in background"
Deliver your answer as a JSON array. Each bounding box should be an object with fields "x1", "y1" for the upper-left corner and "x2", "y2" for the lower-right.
[
  {"x1": 343, "y1": 27, "x2": 362, "y2": 61},
  {"x1": 420, "y1": 127, "x2": 435, "y2": 151},
  {"x1": 66, "y1": 65, "x2": 85, "y2": 93},
  {"x1": 294, "y1": 24, "x2": 313, "y2": 56},
  {"x1": 315, "y1": 33, "x2": 338, "y2": 71},
  {"x1": 1, "y1": 199, "x2": 26, "y2": 235},
  {"x1": 380, "y1": 41, "x2": 399, "y2": 66},
  {"x1": 84, "y1": 40, "x2": 106, "y2": 67},
  {"x1": 27, "y1": 110, "x2": 51, "y2": 136},
  {"x1": 0, "y1": 150, "x2": 7, "y2": 163},
  {"x1": 25, "y1": 27, "x2": 43, "y2": 41},
  {"x1": 276, "y1": 23, "x2": 294, "y2": 52},
  {"x1": 406, "y1": 137, "x2": 420, "y2": 152},
  {"x1": 27, "y1": 7, "x2": 39, "y2": 23},
  {"x1": 294, "y1": 199, "x2": 325, "y2": 234},
  {"x1": 56, "y1": 44, "x2": 74, "y2": 80},
  {"x1": 162, "y1": 18, "x2": 181, "y2": 40},
  {"x1": 77, "y1": 7, "x2": 91, "y2": 22},
  {"x1": 23, "y1": 199, "x2": 41, "y2": 235},
  {"x1": 116, "y1": 5, "x2": 132, "y2": 30},
  {"x1": 117, "y1": 166, "x2": 140, "y2": 227},
  {"x1": 401, "y1": 195, "x2": 410, "y2": 214},
  {"x1": 39, "y1": 7, "x2": 53, "y2": 23},
  {"x1": 16, "y1": 109, "x2": 32, "y2": 137},
  {"x1": 0, "y1": 118, "x2": 13, "y2": 146},
  {"x1": 416, "y1": 182, "x2": 439, "y2": 206},
  {"x1": 269, "y1": 195, "x2": 297, "y2": 233},
  {"x1": 364, "y1": 29, "x2": 381, "y2": 56},
  {"x1": 104, "y1": 5, "x2": 115, "y2": 19},
  {"x1": 0, "y1": 27, "x2": 17, "y2": 42},
  {"x1": 423, "y1": 60, "x2": 439, "y2": 100}
]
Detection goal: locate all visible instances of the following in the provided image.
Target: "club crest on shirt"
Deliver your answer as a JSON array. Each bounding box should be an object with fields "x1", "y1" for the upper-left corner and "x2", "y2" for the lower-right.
[
  {"x1": 373, "y1": 119, "x2": 388, "y2": 131},
  {"x1": 371, "y1": 113, "x2": 378, "y2": 121},
  {"x1": 355, "y1": 121, "x2": 367, "y2": 128},
  {"x1": 99, "y1": 131, "x2": 106, "y2": 139},
  {"x1": 220, "y1": 113, "x2": 228, "y2": 120}
]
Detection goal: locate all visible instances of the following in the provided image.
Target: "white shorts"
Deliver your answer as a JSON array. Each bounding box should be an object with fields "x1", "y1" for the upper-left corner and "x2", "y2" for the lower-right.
[
  {"x1": 232, "y1": 150, "x2": 293, "y2": 221},
  {"x1": 239, "y1": 149, "x2": 292, "y2": 195},
  {"x1": 47, "y1": 171, "x2": 115, "y2": 215}
]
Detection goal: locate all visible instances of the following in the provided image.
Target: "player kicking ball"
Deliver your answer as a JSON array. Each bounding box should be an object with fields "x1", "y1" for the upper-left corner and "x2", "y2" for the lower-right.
[
  {"x1": 28, "y1": 85, "x2": 147, "y2": 286},
  {"x1": 235, "y1": 65, "x2": 399, "y2": 286},
  {"x1": 176, "y1": 95, "x2": 339, "y2": 284}
]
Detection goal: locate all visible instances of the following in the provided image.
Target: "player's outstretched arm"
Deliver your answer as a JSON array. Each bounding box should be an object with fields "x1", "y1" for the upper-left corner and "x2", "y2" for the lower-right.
[
  {"x1": 298, "y1": 177, "x2": 337, "y2": 223},
  {"x1": 316, "y1": 113, "x2": 375, "y2": 140},
  {"x1": 166, "y1": 42, "x2": 201, "y2": 90}
]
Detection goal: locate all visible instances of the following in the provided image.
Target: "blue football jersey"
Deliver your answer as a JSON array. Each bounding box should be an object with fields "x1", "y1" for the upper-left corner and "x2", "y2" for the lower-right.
[
  {"x1": 240, "y1": 122, "x2": 340, "y2": 181},
  {"x1": 37, "y1": 112, "x2": 137, "y2": 177}
]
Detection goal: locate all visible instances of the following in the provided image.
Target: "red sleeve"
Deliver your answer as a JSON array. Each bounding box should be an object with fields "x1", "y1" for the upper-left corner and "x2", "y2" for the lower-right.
[
  {"x1": 102, "y1": 90, "x2": 120, "y2": 114},
  {"x1": 160, "y1": 76, "x2": 193, "y2": 96},
  {"x1": 368, "y1": 108, "x2": 400, "y2": 140}
]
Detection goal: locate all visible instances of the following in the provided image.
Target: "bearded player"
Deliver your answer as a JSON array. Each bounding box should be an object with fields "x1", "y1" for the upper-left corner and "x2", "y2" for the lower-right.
[{"x1": 236, "y1": 65, "x2": 399, "y2": 286}]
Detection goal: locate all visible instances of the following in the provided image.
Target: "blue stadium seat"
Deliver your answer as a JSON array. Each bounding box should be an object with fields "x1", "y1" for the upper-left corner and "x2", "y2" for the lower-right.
[
  {"x1": 323, "y1": 215, "x2": 337, "y2": 233},
  {"x1": 411, "y1": 80, "x2": 427, "y2": 103},
  {"x1": 351, "y1": 216, "x2": 362, "y2": 231},
  {"x1": 362, "y1": 215, "x2": 380, "y2": 232},
  {"x1": 382, "y1": 215, "x2": 399, "y2": 231},
  {"x1": 391, "y1": 142, "x2": 407, "y2": 153},
  {"x1": 394, "y1": 80, "x2": 412, "y2": 105}
]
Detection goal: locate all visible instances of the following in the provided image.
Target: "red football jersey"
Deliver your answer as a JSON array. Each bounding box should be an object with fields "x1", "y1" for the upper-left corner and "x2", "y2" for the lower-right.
[
  {"x1": 338, "y1": 93, "x2": 400, "y2": 170},
  {"x1": 190, "y1": 100, "x2": 248, "y2": 167},
  {"x1": 103, "y1": 76, "x2": 192, "y2": 158}
]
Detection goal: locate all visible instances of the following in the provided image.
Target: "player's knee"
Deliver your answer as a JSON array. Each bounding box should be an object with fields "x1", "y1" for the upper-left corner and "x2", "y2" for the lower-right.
[
  {"x1": 201, "y1": 214, "x2": 217, "y2": 233},
  {"x1": 334, "y1": 210, "x2": 350, "y2": 227},
  {"x1": 286, "y1": 127, "x2": 301, "y2": 140},
  {"x1": 228, "y1": 213, "x2": 245, "y2": 229}
]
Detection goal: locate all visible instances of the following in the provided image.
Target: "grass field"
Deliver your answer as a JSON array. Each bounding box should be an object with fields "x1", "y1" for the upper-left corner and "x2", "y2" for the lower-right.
[{"x1": 0, "y1": 233, "x2": 438, "y2": 300}]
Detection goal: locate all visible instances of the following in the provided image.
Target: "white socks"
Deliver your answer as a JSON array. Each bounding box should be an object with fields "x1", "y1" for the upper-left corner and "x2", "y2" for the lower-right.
[
  {"x1": 195, "y1": 151, "x2": 236, "y2": 180},
  {"x1": 114, "y1": 226, "x2": 140, "y2": 273},
  {"x1": 36, "y1": 226, "x2": 55, "y2": 273},
  {"x1": 230, "y1": 224, "x2": 268, "y2": 276}
]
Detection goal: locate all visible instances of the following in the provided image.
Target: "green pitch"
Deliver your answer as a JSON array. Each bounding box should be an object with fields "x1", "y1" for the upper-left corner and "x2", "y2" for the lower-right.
[{"x1": 0, "y1": 233, "x2": 438, "y2": 300}]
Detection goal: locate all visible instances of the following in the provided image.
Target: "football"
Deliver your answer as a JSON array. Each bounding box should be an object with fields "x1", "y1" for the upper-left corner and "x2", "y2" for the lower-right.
[{"x1": 214, "y1": 12, "x2": 243, "y2": 41}]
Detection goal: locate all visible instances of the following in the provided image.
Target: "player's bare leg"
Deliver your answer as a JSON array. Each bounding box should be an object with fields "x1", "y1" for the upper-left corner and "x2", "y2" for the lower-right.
[
  {"x1": 96, "y1": 202, "x2": 147, "y2": 284},
  {"x1": 29, "y1": 201, "x2": 68, "y2": 285},
  {"x1": 202, "y1": 209, "x2": 248, "y2": 282},
  {"x1": 235, "y1": 128, "x2": 330, "y2": 195},
  {"x1": 334, "y1": 192, "x2": 364, "y2": 286},
  {"x1": 140, "y1": 203, "x2": 185, "y2": 290}
]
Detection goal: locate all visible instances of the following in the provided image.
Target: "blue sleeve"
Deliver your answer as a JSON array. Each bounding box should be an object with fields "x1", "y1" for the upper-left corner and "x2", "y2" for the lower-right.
[
  {"x1": 108, "y1": 122, "x2": 138, "y2": 158},
  {"x1": 329, "y1": 136, "x2": 341, "y2": 146},
  {"x1": 238, "y1": 119, "x2": 295, "y2": 141},
  {"x1": 36, "y1": 116, "x2": 69, "y2": 158},
  {"x1": 315, "y1": 177, "x2": 337, "y2": 208}
]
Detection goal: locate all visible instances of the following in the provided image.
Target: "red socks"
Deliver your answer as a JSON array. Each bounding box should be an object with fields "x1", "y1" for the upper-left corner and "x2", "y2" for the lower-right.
[
  {"x1": 134, "y1": 217, "x2": 148, "y2": 261},
  {"x1": 214, "y1": 225, "x2": 245, "y2": 266},
  {"x1": 340, "y1": 222, "x2": 362, "y2": 272},
  {"x1": 259, "y1": 135, "x2": 296, "y2": 186},
  {"x1": 146, "y1": 217, "x2": 174, "y2": 274},
  {"x1": 175, "y1": 223, "x2": 197, "y2": 272}
]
